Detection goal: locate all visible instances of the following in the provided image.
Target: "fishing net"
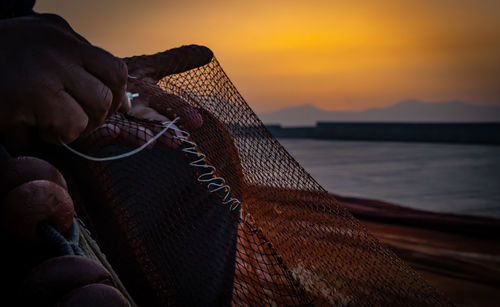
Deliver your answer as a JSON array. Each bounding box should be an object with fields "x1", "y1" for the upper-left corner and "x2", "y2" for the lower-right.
[{"x1": 47, "y1": 45, "x2": 452, "y2": 306}]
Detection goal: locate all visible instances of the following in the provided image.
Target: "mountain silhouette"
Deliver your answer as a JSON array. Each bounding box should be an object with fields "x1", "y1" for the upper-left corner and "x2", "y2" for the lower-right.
[{"x1": 257, "y1": 100, "x2": 500, "y2": 126}]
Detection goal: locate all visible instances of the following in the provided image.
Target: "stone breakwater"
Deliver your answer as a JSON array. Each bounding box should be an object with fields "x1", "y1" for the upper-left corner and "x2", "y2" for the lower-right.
[{"x1": 266, "y1": 122, "x2": 500, "y2": 145}]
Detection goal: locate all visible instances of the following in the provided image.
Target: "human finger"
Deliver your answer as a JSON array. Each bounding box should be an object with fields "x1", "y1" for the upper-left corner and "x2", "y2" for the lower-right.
[
  {"x1": 128, "y1": 105, "x2": 181, "y2": 148},
  {"x1": 148, "y1": 93, "x2": 203, "y2": 131},
  {"x1": 0, "y1": 156, "x2": 68, "y2": 197},
  {"x1": 74, "y1": 115, "x2": 155, "y2": 150},
  {"x1": 119, "y1": 94, "x2": 131, "y2": 114},
  {"x1": 1, "y1": 180, "x2": 74, "y2": 246},
  {"x1": 63, "y1": 66, "x2": 113, "y2": 133},
  {"x1": 23, "y1": 256, "x2": 115, "y2": 306},
  {"x1": 115, "y1": 120, "x2": 156, "y2": 150},
  {"x1": 129, "y1": 105, "x2": 169, "y2": 122},
  {"x1": 74, "y1": 123, "x2": 120, "y2": 149},
  {"x1": 80, "y1": 45, "x2": 128, "y2": 117},
  {"x1": 57, "y1": 284, "x2": 129, "y2": 307},
  {"x1": 145, "y1": 125, "x2": 181, "y2": 149},
  {"x1": 37, "y1": 90, "x2": 89, "y2": 145},
  {"x1": 128, "y1": 81, "x2": 203, "y2": 131}
]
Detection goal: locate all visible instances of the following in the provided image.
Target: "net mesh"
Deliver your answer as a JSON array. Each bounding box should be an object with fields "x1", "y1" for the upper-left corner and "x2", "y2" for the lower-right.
[{"x1": 53, "y1": 46, "x2": 452, "y2": 306}]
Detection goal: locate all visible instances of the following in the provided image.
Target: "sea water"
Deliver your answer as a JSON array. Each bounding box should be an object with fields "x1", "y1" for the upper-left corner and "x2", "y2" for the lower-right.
[{"x1": 278, "y1": 139, "x2": 500, "y2": 218}]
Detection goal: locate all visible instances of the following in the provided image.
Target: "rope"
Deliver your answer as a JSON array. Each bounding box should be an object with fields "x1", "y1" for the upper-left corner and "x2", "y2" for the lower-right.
[
  {"x1": 76, "y1": 217, "x2": 137, "y2": 307},
  {"x1": 38, "y1": 219, "x2": 83, "y2": 256},
  {"x1": 38, "y1": 218, "x2": 137, "y2": 306}
]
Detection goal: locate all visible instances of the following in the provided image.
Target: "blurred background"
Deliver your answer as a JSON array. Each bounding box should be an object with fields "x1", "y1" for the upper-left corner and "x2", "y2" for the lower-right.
[{"x1": 35, "y1": 0, "x2": 500, "y2": 111}]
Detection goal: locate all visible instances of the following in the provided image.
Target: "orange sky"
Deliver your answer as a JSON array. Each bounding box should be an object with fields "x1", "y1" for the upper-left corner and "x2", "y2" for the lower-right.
[{"x1": 36, "y1": 0, "x2": 500, "y2": 112}]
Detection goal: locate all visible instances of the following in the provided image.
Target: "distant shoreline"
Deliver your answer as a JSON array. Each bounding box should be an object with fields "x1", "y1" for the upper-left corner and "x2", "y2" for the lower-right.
[{"x1": 266, "y1": 122, "x2": 500, "y2": 145}]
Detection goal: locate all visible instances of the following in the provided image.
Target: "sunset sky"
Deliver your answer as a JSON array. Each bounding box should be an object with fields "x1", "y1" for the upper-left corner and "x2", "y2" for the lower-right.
[{"x1": 36, "y1": 0, "x2": 500, "y2": 112}]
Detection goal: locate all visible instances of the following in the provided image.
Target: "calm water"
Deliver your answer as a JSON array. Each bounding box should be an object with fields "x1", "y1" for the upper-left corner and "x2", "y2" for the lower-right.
[{"x1": 278, "y1": 139, "x2": 500, "y2": 218}]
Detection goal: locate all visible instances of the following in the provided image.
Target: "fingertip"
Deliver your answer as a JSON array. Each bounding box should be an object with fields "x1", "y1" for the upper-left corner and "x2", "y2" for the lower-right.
[
  {"x1": 76, "y1": 123, "x2": 120, "y2": 148},
  {"x1": 118, "y1": 93, "x2": 131, "y2": 114},
  {"x1": 81, "y1": 47, "x2": 128, "y2": 115},
  {"x1": 118, "y1": 59, "x2": 129, "y2": 85},
  {"x1": 39, "y1": 132, "x2": 59, "y2": 146},
  {"x1": 159, "y1": 133, "x2": 180, "y2": 149},
  {"x1": 60, "y1": 131, "x2": 83, "y2": 146},
  {"x1": 62, "y1": 114, "x2": 89, "y2": 145}
]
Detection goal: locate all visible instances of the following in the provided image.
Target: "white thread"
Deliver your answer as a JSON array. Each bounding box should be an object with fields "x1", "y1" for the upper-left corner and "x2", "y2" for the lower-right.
[
  {"x1": 60, "y1": 118, "x2": 179, "y2": 162},
  {"x1": 173, "y1": 131, "x2": 241, "y2": 211},
  {"x1": 61, "y1": 110, "x2": 241, "y2": 211},
  {"x1": 126, "y1": 92, "x2": 139, "y2": 100}
]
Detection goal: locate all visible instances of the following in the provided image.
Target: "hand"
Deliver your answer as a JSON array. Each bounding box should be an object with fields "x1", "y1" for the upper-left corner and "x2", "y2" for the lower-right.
[
  {"x1": 75, "y1": 112, "x2": 182, "y2": 150},
  {"x1": 0, "y1": 14, "x2": 130, "y2": 145},
  {"x1": 74, "y1": 91, "x2": 202, "y2": 151},
  {"x1": 127, "y1": 80, "x2": 203, "y2": 132},
  {"x1": 76, "y1": 47, "x2": 208, "y2": 151}
]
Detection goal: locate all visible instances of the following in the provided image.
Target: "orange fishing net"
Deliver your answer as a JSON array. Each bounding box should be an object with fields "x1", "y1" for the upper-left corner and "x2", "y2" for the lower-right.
[{"x1": 48, "y1": 45, "x2": 452, "y2": 306}]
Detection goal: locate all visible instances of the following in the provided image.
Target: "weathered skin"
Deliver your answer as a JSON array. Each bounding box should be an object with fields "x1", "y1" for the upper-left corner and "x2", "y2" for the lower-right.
[
  {"x1": 0, "y1": 13, "x2": 130, "y2": 145},
  {"x1": 78, "y1": 45, "x2": 211, "y2": 149},
  {"x1": 0, "y1": 156, "x2": 67, "y2": 197},
  {"x1": 57, "y1": 284, "x2": 130, "y2": 307},
  {"x1": 60, "y1": 45, "x2": 241, "y2": 307},
  {"x1": 22, "y1": 255, "x2": 114, "y2": 306},
  {"x1": 1, "y1": 180, "x2": 74, "y2": 246}
]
